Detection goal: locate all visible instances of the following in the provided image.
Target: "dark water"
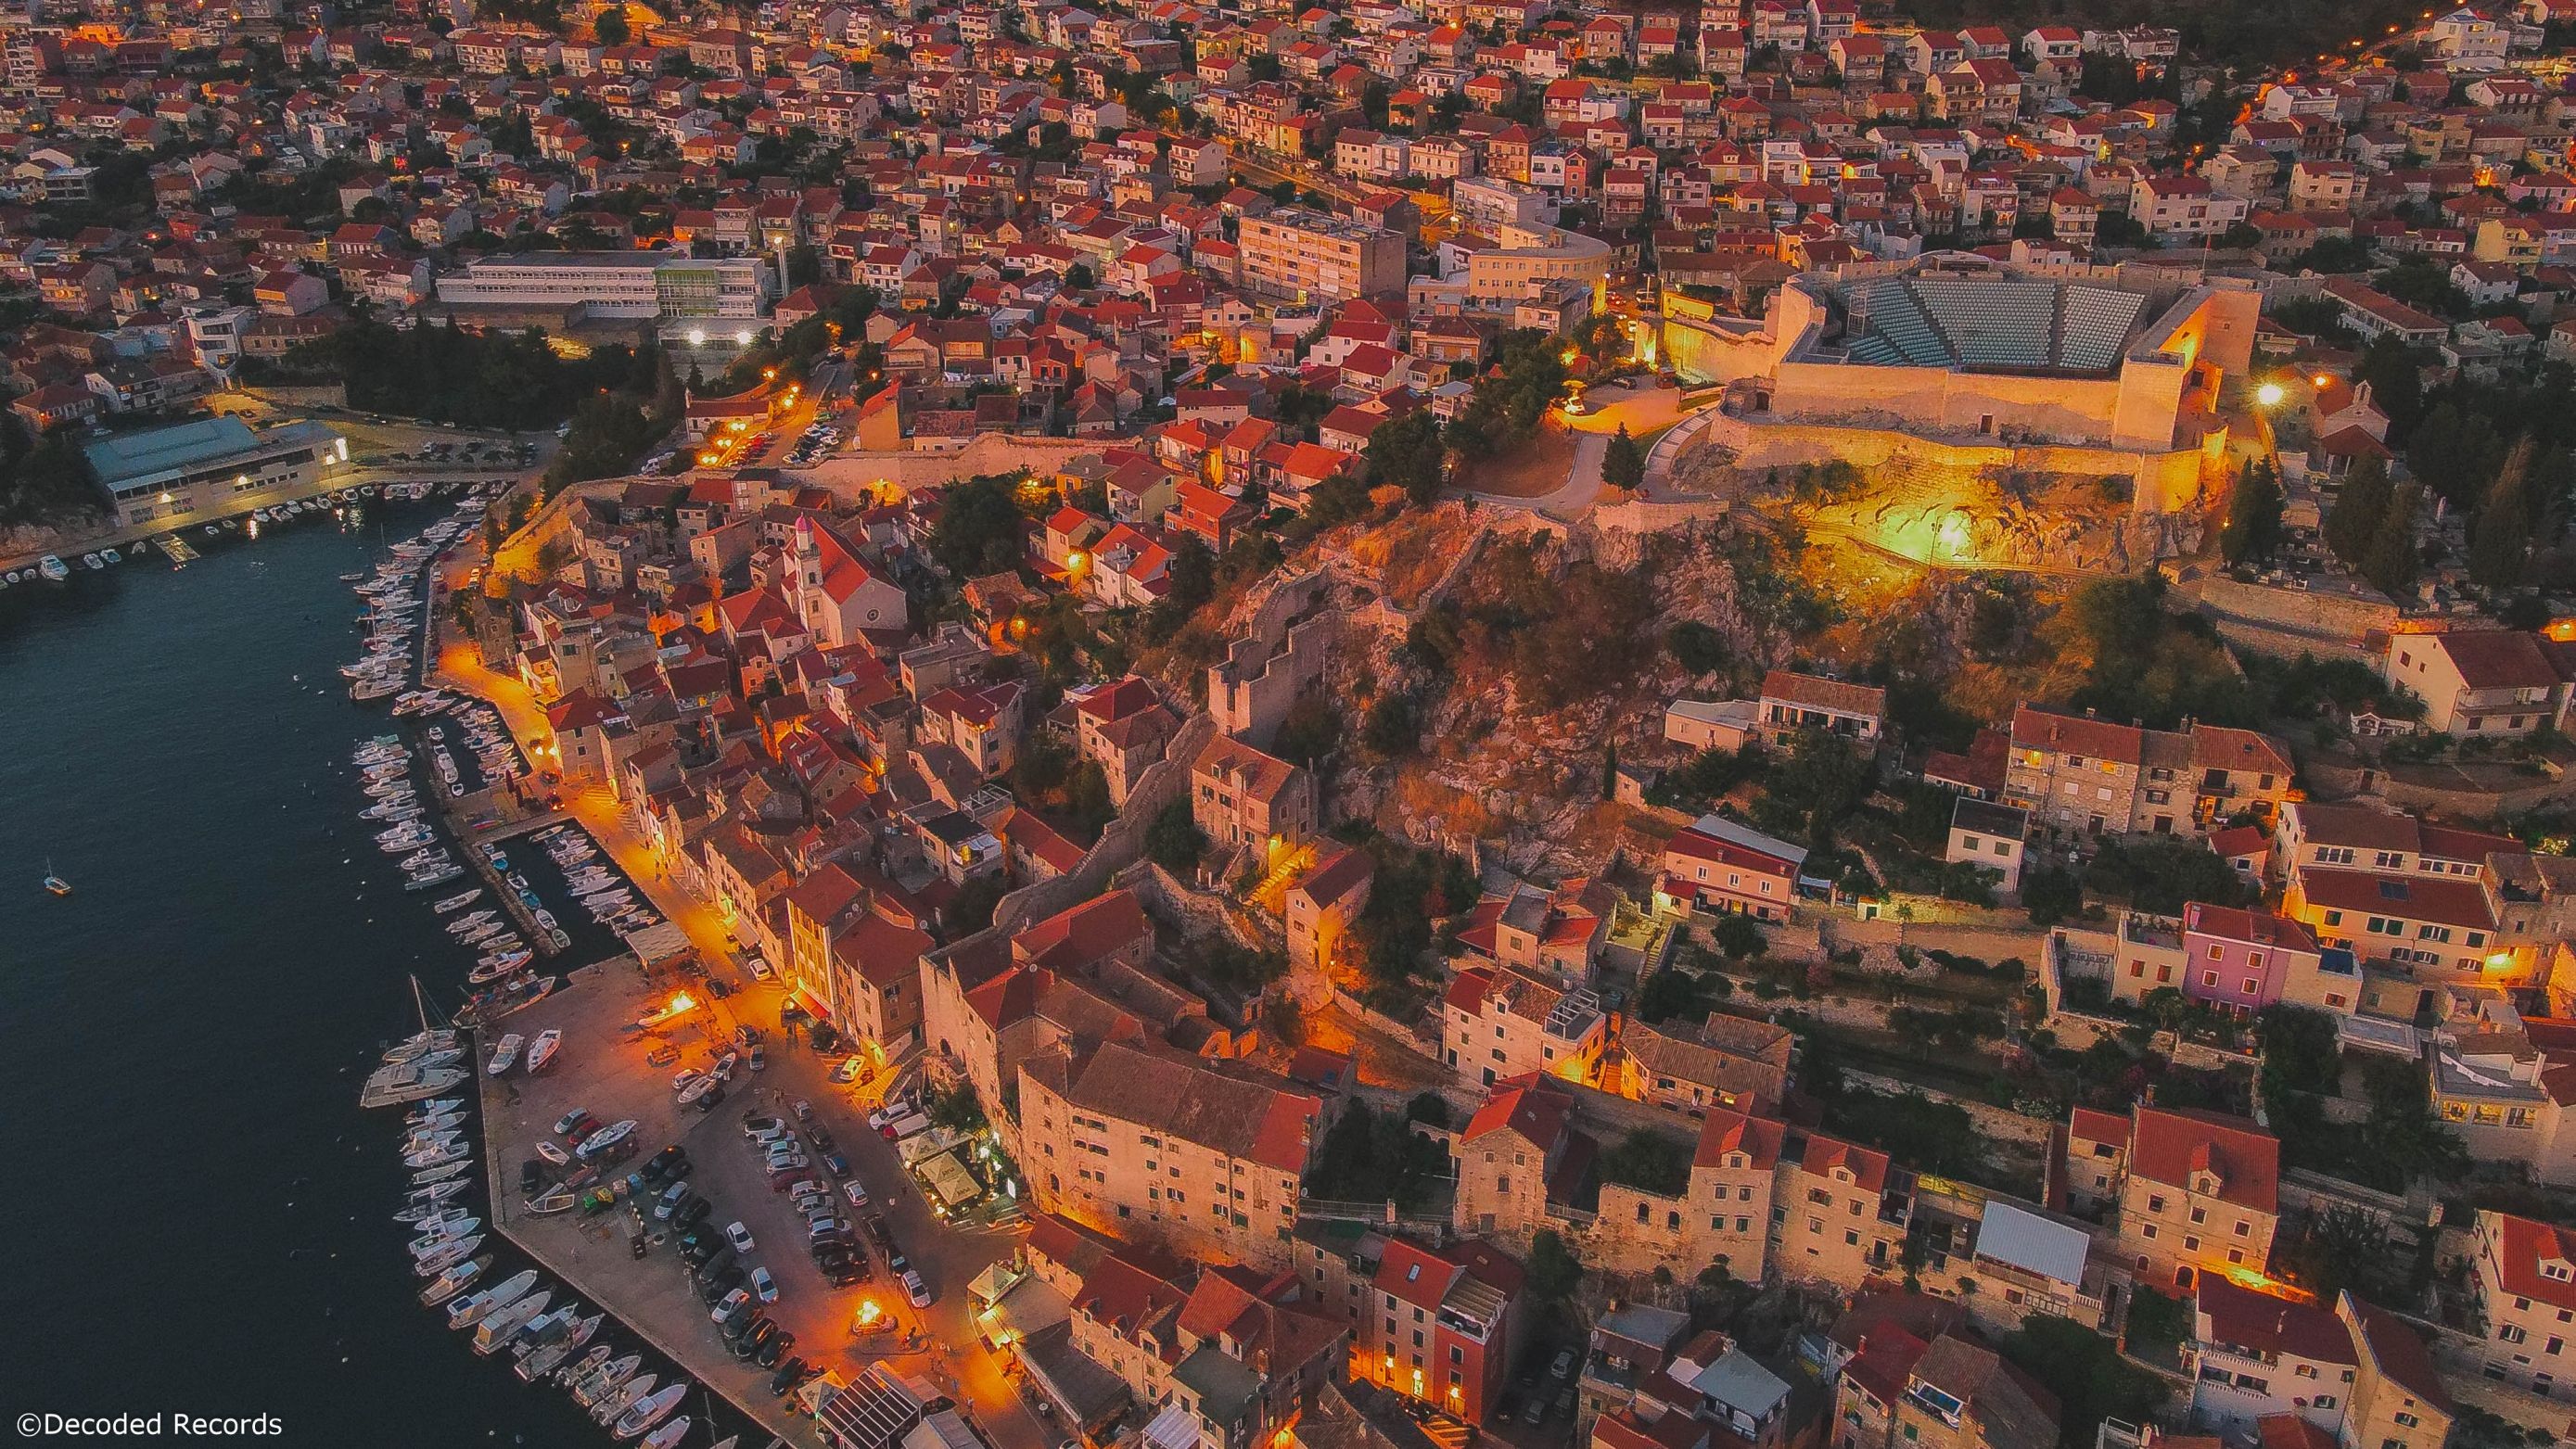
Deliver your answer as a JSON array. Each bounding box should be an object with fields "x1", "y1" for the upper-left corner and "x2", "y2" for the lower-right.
[{"x1": 0, "y1": 516, "x2": 719, "y2": 1447}]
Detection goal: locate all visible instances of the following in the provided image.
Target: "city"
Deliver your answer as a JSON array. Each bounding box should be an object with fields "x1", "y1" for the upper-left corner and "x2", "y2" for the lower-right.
[{"x1": 4, "y1": 0, "x2": 2576, "y2": 1447}]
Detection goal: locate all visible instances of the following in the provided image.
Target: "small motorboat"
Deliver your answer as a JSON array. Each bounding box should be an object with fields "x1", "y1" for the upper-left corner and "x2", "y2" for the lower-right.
[
  {"x1": 447, "y1": 1269, "x2": 538, "y2": 1328},
  {"x1": 486, "y1": 1033, "x2": 523, "y2": 1076},
  {"x1": 535, "y1": 1138, "x2": 571, "y2": 1167},
  {"x1": 613, "y1": 1382, "x2": 686, "y2": 1440},
  {"x1": 413, "y1": 1235, "x2": 483, "y2": 1277},
  {"x1": 573, "y1": 1119, "x2": 635, "y2": 1161},
  {"x1": 527, "y1": 1029, "x2": 562, "y2": 1074},
  {"x1": 555, "y1": 1344, "x2": 612, "y2": 1391},
  {"x1": 641, "y1": 1417, "x2": 692, "y2": 1449},
  {"x1": 419, "y1": 1255, "x2": 490, "y2": 1306},
  {"x1": 405, "y1": 1178, "x2": 469, "y2": 1204},
  {"x1": 524, "y1": 1185, "x2": 578, "y2": 1215},
  {"x1": 592, "y1": 1373, "x2": 654, "y2": 1425},
  {"x1": 675, "y1": 1074, "x2": 718, "y2": 1107},
  {"x1": 410, "y1": 1162, "x2": 470, "y2": 1187},
  {"x1": 571, "y1": 1354, "x2": 640, "y2": 1406}
]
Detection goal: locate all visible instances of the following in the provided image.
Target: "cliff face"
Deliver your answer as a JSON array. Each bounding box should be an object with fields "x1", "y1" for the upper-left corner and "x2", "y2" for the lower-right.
[{"x1": 1780, "y1": 461, "x2": 2204, "y2": 573}]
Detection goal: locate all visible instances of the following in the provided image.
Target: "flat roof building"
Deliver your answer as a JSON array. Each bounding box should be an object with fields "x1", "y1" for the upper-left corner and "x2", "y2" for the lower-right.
[
  {"x1": 83, "y1": 415, "x2": 348, "y2": 528},
  {"x1": 434, "y1": 250, "x2": 775, "y2": 340}
]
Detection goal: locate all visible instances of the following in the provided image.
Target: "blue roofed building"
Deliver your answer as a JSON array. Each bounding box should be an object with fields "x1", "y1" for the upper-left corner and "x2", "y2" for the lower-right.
[{"x1": 82, "y1": 416, "x2": 349, "y2": 528}]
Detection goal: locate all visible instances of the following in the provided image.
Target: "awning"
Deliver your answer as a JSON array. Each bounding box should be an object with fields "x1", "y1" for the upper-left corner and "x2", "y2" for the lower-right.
[
  {"x1": 794, "y1": 982, "x2": 833, "y2": 1021},
  {"x1": 1143, "y1": 1401, "x2": 1201, "y2": 1449},
  {"x1": 917, "y1": 1150, "x2": 981, "y2": 1209}
]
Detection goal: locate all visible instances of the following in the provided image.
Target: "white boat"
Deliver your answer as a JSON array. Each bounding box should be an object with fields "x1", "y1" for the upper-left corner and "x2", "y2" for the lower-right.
[
  {"x1": 363, "y1": 1061, "x2": 466, "y2": 1110},
  {"x1": 382, "y1": 1030, "x2": 456, "y2": 1065},
  {"x1": 486, "y1": 1033, "x2": 524, "y2": 1076},
  {"x1": 100, "y1": 548, "x2": 119, "y2": 564},
  {"x1": 527, "y1": 1029, "x2": 562, "y2": 1074},
  {"x1": 571, "y1": 1354, "x2": 640, "y2": 1406},
  {"x1": 472, "y1": 1290, "x2": 553, "y2": 1354},
  {"x1": 434, "y1": 890, "x2": 484, "y2": 913},
  {"x1": 81, "y1": 553, "x2": 100, "y2": 569},
  {"x1": 410, "y1": 1163, "x2": 470, "y2": 1188},
  {"x1": 555, "y1": 1344, "x2": 613, "y2": 1391},
  {"x1": 448, "y1": 1268, "x2": 539, "y2": 1328},
  {"x1": 418, "y1": 1254, "x2": 490, "y2": 1306},
  {"x1": 593, "y1": 1373, "x2": 656, "y2": 1425},
  {"x1": 409, "y1": 1218, "x2": 481, "y2": 1254},
  {"x1": 641, "y1": 1417, "x2": 692, "y2": 1449},
  {"x1": 535, "y1": 1138, "x2": 571, "y2": 1166},
  {"x1": 573, "y1": 1119, "x2": 636, "y2": 1160},
  {"x1": 523, "y1": 1185, "x2": 578, "y2": 1215},
  {"x1": 412, "y1": 1235, "x2": 482, "y2": 1276},
  {"x1": 37, "y1": 555, "x2": 69, "y2": 581},
  {"x1": 402, "y1": 1142, "x2": 467, "y2": 1169},
  {"x1": 675, "y1": 1074, "x2": 718, "y2": 1107},
  {"x1": 613, "y1": 1383, "x2": 687, "y2": 1440}
]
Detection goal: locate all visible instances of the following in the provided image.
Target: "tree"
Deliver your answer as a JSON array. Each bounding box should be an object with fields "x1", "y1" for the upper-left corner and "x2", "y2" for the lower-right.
[
  {"x1": 1602, "y1": 425, "x2": 1646, "y2": 490},
  {"x1": 946, "y1": 873, "x2": 1007, "y2": 936},
  {"x1": 1635, "y1": 966, "x2": 1713, "y2": 1024},
  {"x1": 2469, "y1": 440, "x2": 2534, "y2": 591},
  {"x1": 2022, "y1": 865, "x2": 2082, "y2": 926},
  {"x1": 1525, "y1": 1229, "x2": 1582, "y2": 1301},
  {"x1": 2354, "y1": 335, "x2": 2423, "y2": 432},
  {"x1": 1711, "y1": 913, "x2": 1766, "y2": 960},
  {"x1": 1063, "y1": 261, "x2": 1095, "y2": 290},
  {"x1": 2361, "y1": 478, "x2": 2424, "y2": 601},
  {"x1": 593, "y1": 4, "x2": 630, "y2": 44},
  {"x1": 1996, "y1": 1317, "x2": 2168, "y2": 1449},
  {"x1": 2324, "y1": 455, "x2": 2392, "y2": 567},
  {"x1": 1665, "y1": 620, "x2": 1729, "y2": 675},
  {"x1": 1365, "y1": 410, "x2": 1447, "y2": 505},
  {"x1": 1145, "y1": 798, "x2": 1206, "y2": 874},
  {"x1": 2221, "y1": 458, "x2": 2283, "y2": 566},
  {"x1": 927, "y1": 473, "x2": 1027, "y2": 578},
  {"x1": 2274, "y1": 1205, "x2": 2390, "y2": 1303}
]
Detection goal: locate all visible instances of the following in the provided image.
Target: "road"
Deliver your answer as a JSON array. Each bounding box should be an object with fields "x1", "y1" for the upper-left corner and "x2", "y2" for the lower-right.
[
  {"x1": 430, "y1": 584, "x2": 1048, "y2": 1449},
  {"x1": 1470, "y1": 429, "x2": 1606, "y2": 519}
]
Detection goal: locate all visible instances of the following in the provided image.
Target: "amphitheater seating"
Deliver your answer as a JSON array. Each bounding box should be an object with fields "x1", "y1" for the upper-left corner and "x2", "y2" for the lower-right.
[
  {"x1": 2055, "y1": 286, "x2": 2149, "y2": 371},
  {"x1": 1910, "y1": 277, "x2": 2055, "y2": 367}
]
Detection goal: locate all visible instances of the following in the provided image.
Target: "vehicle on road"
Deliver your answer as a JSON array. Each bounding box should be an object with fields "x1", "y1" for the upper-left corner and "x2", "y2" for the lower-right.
[
  {"x1": 901, "y1": 1269, "x2": 931, "y2": 1307},
  {"x1": 752, "y1": 1266, "x2": 777, "y2": 1304}
]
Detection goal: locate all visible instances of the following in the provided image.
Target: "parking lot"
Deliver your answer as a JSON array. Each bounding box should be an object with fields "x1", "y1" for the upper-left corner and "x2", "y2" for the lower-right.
[{"x1": 483, "y1": 955, "x2": 1045, "y2": 1449}]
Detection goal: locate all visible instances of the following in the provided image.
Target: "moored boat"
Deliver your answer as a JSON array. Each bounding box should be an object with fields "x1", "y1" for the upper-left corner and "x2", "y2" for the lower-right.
[
  {"x1": 446, "y1": 1268, "x2": 538, "y2": 1328},
  {"x1": 527, "y1": 1029, "x2": 562, "y2": 1074},
  {"x1": 485, "y1": 1033, "x2": 523, "y2": 1076}
]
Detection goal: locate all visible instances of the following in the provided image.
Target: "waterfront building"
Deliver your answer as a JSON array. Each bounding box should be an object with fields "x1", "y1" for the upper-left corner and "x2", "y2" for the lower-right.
[{"x1": 82, "y1": 415, "x2": 349, "y2": 528}]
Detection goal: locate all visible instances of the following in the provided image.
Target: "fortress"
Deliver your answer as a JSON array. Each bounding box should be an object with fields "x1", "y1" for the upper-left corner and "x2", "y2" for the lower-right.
[{"x1": 1662, "y1": 254, "x2": 2261, "y2": 456}]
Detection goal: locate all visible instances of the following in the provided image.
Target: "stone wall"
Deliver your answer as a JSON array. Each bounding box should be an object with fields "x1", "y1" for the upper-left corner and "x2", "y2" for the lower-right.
[
  {"x1": 990, "y1": 711, "x2": 1219, "y2": 937},
  {"x1": 797, "y1": 434, "x2": 1107, "y2": 495},
  {"x1": 1694, "y1": 412, "x2": 2214, "y2": 516},
  {"x1": 2188, "y1": 576, "x2": 2401, "y2": 652},
  {"x1": 1843, "y1": 1069, "x2": 2059, "y2": 1149},
  {"x1": 1209, "y1": 569, "x2": 1333, "y2": 747}
]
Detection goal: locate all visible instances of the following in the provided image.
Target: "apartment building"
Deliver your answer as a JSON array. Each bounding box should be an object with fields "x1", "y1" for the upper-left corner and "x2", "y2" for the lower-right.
[
  {"x1": 1656, "y1": 814, "x2": 1807, "y2": 921},
  {"x1": 1190, "y1": 733, "x2": 1317, "y2": 859},
  {"x1": 1832, "y1": 1331, "x2": 2060, "y2": 1449},
  {"x1": 2382, "y1": 630, "x2": 2574, "y2": 737},
  {"x1": 2335, "y1": 1294, "x2": 2453, "y2": 1449},
  {"x1": 1355, "y1": 1236, "x2": 1526, "y2": 1422},
  {"x1": 1019, "y1": 1039, "x2": 1323, "y2": 1270},
  {"x1": 2187, "y1": 1275, "x2": 2361, "y2": 1438},
  {"x1": 2467, "y1": 1210, "x2": 2576, "y2": 1400},
  {"x1": 433, "y1": 248, "x2": 773, "y2": 333},
  {"x1": 2006, "y1": 705, "x2": 2296, "y2": 840},
  {"x1": 1440, "y1": 964, "x2": 1609, "y2": 1087},
  {"x1": 1756, "y1": 668, "x2": 1887, "y2": 747},
  {"x1": 1906, "y1": 1187, "x2": 2111, "y2": 1334},
  {"x1": 1236, "y1": 208, "x2": 1406, "y2": 304},
  {"x1": 2430, "y1": 1006, "x2": 2576, "y2": 1185},
  {"x1": 1771, "y1": 1133, "x2": 1910, "y2": 1292},
  {"x1": 1455, "y1": 878, "x2": 1615, "y2": 988},
  {"x1": 2181, "y1": 903, "x2": 2327, "y2": 1015},
  {"x1": 2062, "y1": 1102, "x2": 2281, "y2": 1290},
  {"x1": 1612, "y1": 1012, "x2": 1794, "y2": 1118}
]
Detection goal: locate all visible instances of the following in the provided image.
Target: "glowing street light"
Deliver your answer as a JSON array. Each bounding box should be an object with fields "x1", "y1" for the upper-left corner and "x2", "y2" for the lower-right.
[{"x1": 2254, "y1": 381, "x2": 2286, "y2": 407}]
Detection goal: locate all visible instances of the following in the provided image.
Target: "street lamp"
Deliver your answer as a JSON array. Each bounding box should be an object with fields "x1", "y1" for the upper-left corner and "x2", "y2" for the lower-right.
[{"x1": 2254, "y1": 381, "x2": 2285, "y2": 407}]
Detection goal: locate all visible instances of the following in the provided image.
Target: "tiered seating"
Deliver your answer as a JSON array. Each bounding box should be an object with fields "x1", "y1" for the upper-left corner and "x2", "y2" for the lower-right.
[
  {"x1": 2056, "y1": 285, "x2": 2149, "y2": 371},
  {"x1": 1859, "y1": 277, "x2": 1952, "y2": 366},
  {"x1": 1910, "y1": 277, "x2": 2054, "y2": 367}
]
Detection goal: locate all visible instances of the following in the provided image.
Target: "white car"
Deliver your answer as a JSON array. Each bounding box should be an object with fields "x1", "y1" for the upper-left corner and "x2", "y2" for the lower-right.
[
  {"x1": 746, "y1": 957, "x2": 772, "y2": 982},
  {"x1": 710, "y1": 1288, "x2": 752, "y2": 1324},
  {"x1": 901, "y1": 1269, "x2": 931, "y2": 1308},
  {"x1": 832, "y1": 1056, "x2": 863, "y2": 1084},
  {"x1": 725, "y1": 1221, "x2": 756, "y2": 1252},
  {"x1": 752, "y1": 1266, "x2": 778, "y2": 1304}
]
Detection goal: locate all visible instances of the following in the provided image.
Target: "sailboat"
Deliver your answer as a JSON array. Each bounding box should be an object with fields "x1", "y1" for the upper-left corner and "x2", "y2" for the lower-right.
[
  {"x1": 41, "y1": 858, "x2": 69, "y2": 896},
  {"x1": 361, "y1": 977, "x2": 464, "y2": 1109}
]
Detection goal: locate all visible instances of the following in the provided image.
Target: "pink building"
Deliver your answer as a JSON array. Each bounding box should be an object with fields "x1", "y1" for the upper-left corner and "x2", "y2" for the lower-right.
[{"x1": 2181, "y1": 902, "x2": 2322, "y2": 1013}]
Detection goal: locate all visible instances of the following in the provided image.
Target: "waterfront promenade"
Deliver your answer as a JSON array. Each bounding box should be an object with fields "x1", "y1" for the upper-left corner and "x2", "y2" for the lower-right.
[{"x1": 427, "y1": 553, "x2": 1050, "y2": 1449}]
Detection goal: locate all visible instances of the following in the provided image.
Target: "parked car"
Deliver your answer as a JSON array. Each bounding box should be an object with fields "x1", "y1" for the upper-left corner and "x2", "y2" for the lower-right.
[
  {"x1": 751, "y1": 1266, "x2": 778, "y2": 1304},
  {"x1": 725, "y1": 1221, "x2": 756, "y2": 1252},
  {"x1": 711, "y1": 1288, "x2": 753, "y2": 1325},
  {"x1": 901, "y1": 1269, "x2": 931, "y2": 1308},
  {"x1": 742, "y1": 1115, "x2": 786, "y2": 1140}
]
